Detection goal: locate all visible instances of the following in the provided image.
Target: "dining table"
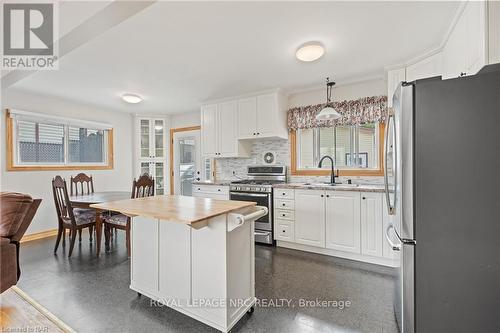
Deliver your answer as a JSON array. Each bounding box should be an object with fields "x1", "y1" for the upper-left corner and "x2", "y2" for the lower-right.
[{"x1": 69, "y1": 191, "x2": 131, "y2": 255}]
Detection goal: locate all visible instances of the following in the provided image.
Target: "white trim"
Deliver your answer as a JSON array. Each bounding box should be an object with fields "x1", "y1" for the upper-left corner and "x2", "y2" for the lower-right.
[{"x1": 9, "y1": 109, "x2": 113, "y2": 130}]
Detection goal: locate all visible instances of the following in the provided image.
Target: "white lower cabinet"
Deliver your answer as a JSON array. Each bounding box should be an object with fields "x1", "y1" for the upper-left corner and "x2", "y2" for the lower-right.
[
  {"x1": 294, "y1": 190, "x2": 325, "y2": 248},
  {"x1": 191, "y1": 184, "x2": 229, "y2": 200},
  {"x1": 325, "y1": 191, "x2": 361, "y2": 254},
  {"x1": 360, "y1": 192, "x2": 383, "y2": 257},
  {"x1": 274, "y1": 188, "x2": 396, "y2": 267}
]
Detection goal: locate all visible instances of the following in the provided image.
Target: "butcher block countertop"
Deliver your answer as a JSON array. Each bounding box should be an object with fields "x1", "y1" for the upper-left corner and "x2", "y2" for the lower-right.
[{"x1": 90, "y1": 195, "x2": 255, "y2": 225}]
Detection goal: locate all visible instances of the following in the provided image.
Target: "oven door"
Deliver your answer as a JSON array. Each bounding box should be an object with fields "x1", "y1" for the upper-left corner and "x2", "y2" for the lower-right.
[{"x1": 229, "y1": 191, "x2": 272, "y2": 231}]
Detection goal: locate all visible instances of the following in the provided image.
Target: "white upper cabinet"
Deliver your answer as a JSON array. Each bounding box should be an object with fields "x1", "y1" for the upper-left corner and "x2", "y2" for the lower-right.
[
  {"x1": 237, "y1": 92, "x2": 288, "y2": 140},
  {"x1": 406, "y1": 52, "x2": 443, "y2": 82},
  {"x1": 360, "y1": 192, "x2": 383, "y2": 257},
  {"x1": 294, "y1": 190, "x2": 326, "y2": 248},
  {"x1": 325, "y1": 191, "x2": 361, "y2": 254},
  {"x1": 465, "y1": 0, "x2": 487, "y2": 75},
  {"x1": 255, "y1": 94, "x2": 276, "y2": 137},
  {"x1": 137, "y1": 118, "x2": 166, "y2": 160},
  {"x1": 237, "y1": 97, "x2": 257, "y2": 138},
  {"x1": 201, "y1": 102, "x2": 250, "y2": 158},
  {"x1": 488, "y1": 0, "x2": 500, "y2": 64},
  {"x1": 201, "y1": 104, "x2": 218, "y2": 157},
  {"x1": 443, "y1": 1, "x2": 487, "y2": 79},
  {"x1": 217, "y1": 100, "x2": 238, "y2": 156}
]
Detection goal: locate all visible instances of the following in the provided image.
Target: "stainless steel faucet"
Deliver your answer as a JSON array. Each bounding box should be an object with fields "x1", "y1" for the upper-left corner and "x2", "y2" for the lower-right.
[{"x1": 318, "y1": 155, "x2": 337, "y2": 185}]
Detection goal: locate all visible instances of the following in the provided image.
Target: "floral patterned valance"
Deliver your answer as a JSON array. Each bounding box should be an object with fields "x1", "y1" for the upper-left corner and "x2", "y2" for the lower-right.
[{"x1": 287, "y1": 95, "x2": 388, "y2": 130}]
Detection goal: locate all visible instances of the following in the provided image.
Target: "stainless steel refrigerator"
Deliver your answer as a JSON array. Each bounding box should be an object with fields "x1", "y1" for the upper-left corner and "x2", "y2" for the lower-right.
[{"x1": 383, "y1": 65, "x2": 500, "y2": 333}]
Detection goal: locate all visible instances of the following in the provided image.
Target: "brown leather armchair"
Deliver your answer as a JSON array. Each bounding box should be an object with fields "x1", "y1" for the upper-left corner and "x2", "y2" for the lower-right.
[{"x1": 0, "y1": 192, "x2": 41, "y2": 293}]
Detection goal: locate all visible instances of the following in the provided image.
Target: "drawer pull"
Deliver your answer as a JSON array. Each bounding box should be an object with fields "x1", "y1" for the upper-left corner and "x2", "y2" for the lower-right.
[
  {"x1": 282, "y1": 203, "x2": 285, "y2": 206},
  {"x1": 282, "y1": 214, "x2": 285, "y2": 217}
]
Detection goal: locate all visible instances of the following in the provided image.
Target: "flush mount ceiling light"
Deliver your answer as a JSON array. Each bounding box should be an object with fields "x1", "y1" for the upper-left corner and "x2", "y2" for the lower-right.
[
  {"x1": 296, "y1": 42, "x2": 325, "y2": 62},
  {"x1": 122, "y1": 93, "x2": 143, "y2": 104},
  {"x1": 316, "y1": 77, "x2": 341, "y2": 121}
]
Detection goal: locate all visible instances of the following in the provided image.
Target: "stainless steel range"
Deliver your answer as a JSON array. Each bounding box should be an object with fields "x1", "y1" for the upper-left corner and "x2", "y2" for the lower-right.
[{"x1": 230, "y1": 165, "x2": 286, "y2": 245}]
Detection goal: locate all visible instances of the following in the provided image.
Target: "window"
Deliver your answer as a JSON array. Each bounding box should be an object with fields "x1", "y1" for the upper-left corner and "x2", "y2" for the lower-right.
[
  {"x1": 7, "y1": 110, "x2": 113, "y2": 171},
  {"x1": 292, "y1": 122, "x2": 384, "y2": 176}
]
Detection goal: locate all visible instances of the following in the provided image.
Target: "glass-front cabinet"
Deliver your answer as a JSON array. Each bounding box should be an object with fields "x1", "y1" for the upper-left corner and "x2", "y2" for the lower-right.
[{"x1": 136, "y1": 117, "x2": 167, "y2": 195}]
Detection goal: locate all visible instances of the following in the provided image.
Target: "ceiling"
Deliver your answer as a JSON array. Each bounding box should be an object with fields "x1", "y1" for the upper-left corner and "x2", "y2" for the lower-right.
[{"x1": 6, "y1": 1, "x2": 460, "y2": 114}]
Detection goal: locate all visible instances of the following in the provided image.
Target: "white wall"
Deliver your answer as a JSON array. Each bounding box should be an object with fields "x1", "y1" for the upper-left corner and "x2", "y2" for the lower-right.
[
  {"x1": 170, "y1": 111, "x2": 200, "y2": 128},
  {"x1": 0, "y1": 89, "x2": 134, "y2": 234},
  {"x1": 288, "y1": 78, "x2": 385, "y2": 108}
]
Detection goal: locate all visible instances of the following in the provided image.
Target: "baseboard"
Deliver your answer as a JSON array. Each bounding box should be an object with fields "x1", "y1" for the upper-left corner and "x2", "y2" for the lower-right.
[
  {"x1": 276, "y1": 240, "x2": 397, "y2": 267},
  {"x1": 20, "y1": 229, "x2": 59, "y2": 243}
]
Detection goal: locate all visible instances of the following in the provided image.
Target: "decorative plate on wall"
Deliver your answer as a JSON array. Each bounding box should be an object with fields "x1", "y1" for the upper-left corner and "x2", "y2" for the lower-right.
[{"x1": 262, "y1": 152, "x2": 276, "y2": 164}]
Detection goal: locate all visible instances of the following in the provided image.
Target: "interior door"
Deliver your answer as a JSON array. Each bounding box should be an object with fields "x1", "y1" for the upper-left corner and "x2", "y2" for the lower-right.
[{"x1": 173, "y1": 130, "x2": 201, "y2": 196}]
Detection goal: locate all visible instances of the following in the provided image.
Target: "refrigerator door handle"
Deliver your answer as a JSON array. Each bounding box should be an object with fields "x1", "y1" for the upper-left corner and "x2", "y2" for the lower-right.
[
  {"x1": 384, "y1": 110, "x2": 397, "y2": 215},
  {"x1": 385, "y1": 224, "x2": 402, "y2": 251}
]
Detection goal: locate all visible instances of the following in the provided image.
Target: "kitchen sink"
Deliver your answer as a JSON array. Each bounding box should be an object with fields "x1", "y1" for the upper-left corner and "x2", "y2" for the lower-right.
[{"x1": 301, "y1": 182, "x2": 359, "y2": 188}]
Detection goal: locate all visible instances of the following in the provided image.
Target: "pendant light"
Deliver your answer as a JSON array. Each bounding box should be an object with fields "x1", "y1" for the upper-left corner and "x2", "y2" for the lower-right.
[{"x1": 316, "y1": 77, "x2": 341, "y2": 121}]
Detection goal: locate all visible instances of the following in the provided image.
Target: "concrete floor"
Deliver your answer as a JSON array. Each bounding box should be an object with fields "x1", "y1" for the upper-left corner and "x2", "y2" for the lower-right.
[{"x1": 17, "y1": 232, "x2": 398, "y2": 332}]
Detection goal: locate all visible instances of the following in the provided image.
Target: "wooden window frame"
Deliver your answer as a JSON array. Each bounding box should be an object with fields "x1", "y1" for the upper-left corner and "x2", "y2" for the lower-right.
[
  {"x1": 6, "y1": 110, "x2": 114, "y2": 171},
  {"x1": 290, "y1": 123, "x2": 385, "y2": 177}
]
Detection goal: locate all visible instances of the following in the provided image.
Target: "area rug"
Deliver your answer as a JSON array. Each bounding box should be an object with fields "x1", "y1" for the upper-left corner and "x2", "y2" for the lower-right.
[{"x1": 0, "y1": 286, "x2": 74, "y2": 332}]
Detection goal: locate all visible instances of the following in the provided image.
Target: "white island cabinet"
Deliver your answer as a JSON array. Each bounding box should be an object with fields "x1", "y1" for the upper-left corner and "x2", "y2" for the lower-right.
[{"x1": 92, "y1": 196, "x2": 267, "y2": 333}]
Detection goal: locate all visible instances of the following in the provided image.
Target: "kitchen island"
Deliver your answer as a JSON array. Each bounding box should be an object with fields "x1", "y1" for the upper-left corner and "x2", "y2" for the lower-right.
[{"x1": 91, "y1": 195, "x2": 267, "y2": 332}]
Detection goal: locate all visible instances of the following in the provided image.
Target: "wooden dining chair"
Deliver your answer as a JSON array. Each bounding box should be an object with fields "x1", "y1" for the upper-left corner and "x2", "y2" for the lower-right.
[
  {"x1": 102, "y1": 174, "x2": 155, "y2": 257},
  {"x1": 70, "y1": 173, "x2": 95, "y2": 242},
  {"x1": 52, "y1": 176, "x2": 96, "y2": 257}
]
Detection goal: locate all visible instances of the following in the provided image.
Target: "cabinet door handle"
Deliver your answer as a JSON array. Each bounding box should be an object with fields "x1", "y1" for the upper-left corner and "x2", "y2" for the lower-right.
[
  {"x1": 326, "y1": 195, "x2": 330, "y2": 198},
  {"x1": 282, "y1": 203, "x2": 285, "y2": 206},
  {"x1": 282, "y1": 214, "x2": 285, "y2": 217},
  {"x1": 257, "y1": 132, "x2": 260, "y2": 135},
  {"x1": 253, "y1": 133, "x2": 256, "y2": 136},
  {"x1": 282, "y1": 193, "x2": 285, "y2": 196},
  {"x1": 320, "y1": 194, "x2": 324, "y2": 197},
  {"x1": 217, "y1": 189, "x2": 221, "y2": 192},
  {"x1": 362, "y1": 196, "x2": 366, "y2": 200}
]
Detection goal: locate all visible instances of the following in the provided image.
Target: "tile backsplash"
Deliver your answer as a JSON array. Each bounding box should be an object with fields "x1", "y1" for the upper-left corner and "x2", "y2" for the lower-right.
[{"x1": 215, "y1": 138, "x2": 384, "y2": 185}]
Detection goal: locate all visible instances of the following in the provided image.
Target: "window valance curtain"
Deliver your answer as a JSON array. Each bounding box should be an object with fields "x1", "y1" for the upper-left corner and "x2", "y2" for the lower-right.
[{"x1": 287, "y1": 95, "x2": 388, "y2": 130}]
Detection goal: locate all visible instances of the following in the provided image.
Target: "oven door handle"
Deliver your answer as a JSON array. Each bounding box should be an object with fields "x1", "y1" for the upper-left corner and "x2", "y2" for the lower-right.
[{"x1": 230, "y1": 192, "x2": 269, "y2": 197}]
